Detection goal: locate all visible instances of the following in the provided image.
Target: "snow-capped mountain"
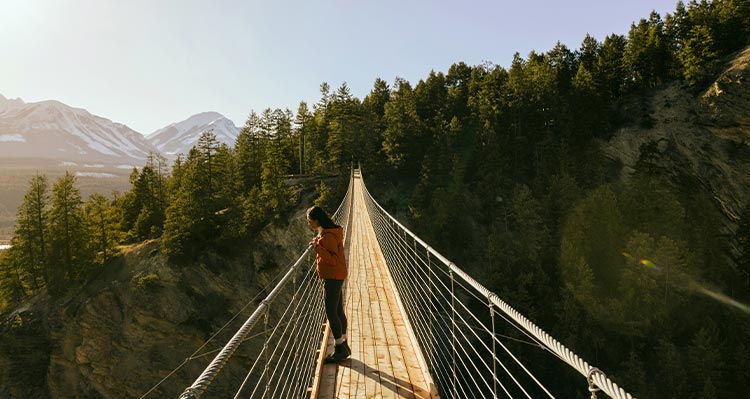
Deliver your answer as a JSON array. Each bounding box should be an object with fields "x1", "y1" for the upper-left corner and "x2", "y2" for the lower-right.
[
  {"x1": 0, "y1": 94, "x2": 157, "y2": 164},
  {"x1": 147, "y1": 112, "x2": 240, "y2": 159}
]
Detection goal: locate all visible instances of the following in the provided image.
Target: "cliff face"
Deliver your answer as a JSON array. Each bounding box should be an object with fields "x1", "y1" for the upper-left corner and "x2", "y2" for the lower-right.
[
  {"x1": 602, "y1": 47, "x2": 750, "y2": 228},
  {"x1": 700, "y1": 47, "x2": 750, "y2": 143},
  {"x1": 0, "y1": 204, "x2": 314, "y2": 398}
]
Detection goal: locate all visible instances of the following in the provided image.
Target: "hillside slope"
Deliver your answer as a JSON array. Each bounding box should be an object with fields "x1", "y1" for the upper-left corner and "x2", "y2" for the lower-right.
[
  {"x1": 602, "y1": 47, "x2": 750, "y2": 234},
  {"x1": 0, "y1": 187, "x2": 319, "y2": 398}
]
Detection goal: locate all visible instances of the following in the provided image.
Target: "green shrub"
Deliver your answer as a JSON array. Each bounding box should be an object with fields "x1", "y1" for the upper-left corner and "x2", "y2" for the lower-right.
[{"x1": 135, "y1": 273, "x2": 161, "y2": 291}]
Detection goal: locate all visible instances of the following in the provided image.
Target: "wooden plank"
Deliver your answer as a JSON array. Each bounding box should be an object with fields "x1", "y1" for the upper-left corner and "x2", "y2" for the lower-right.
[
  {"x1": 365, "y1": 203, "x2": 439, "y2": 399},
  {"x1": 367, "y1": 235, "x2": 401, "y2": 399},
  {"x1": 349, "y1": 212, "x2": 367, "y2": 398},
  {"x1": 360, "y1": 197, "x2": 381, "y2": 399},
  {"x1": 364, "y1": 202, "x2": 423, "y2": 399},
  {"x1": 347, "y1": 212, "x2": 365, "y2": 398},
  {"x1": 362, "y1": 180, "x2": 436, "y2": 399},
  {"x1": 318, "y1": 332, "x2": 338, "y2": 399},
  {"x1": 364, "y1": 231, "x2": 394, "y2": 399},
  {"x1": 337, "y1": 278, "x2": 355, "y2": 398},
  {"x1": 310, "y1": 322, "x2": 332, "y2": 398},
  {"x1": 315, "y1": 176, "x2": 437, "y2": 399}
]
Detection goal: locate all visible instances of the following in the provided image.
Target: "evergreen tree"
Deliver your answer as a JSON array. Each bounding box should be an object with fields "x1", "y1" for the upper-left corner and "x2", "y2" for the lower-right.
[
  {"x1": 560, "y1": 185, "x2": 626, "y2": 323},
  {"x1": 119, "y1": 153, "x2": 168, "y2": 241},
  {"x1": 596, "y1": 34, "x2": 628, "y2": 101},
  {"x1": 511, "y1": 185, "x2": 550, "y2": 269},
  {"x1": 308, "y1": 83, "x2": 332, "y2": 173},
  {"x1": 48, "y1": 172, "x2": 91, "y2": 293},
  {"x1": 620, "y1": 232, "x2": 686, "y2": 333},
  {"x1": 313, "y1": 181, "x2": 336, "y2": 213},
  {"x1": 486, "y1": 184, "x2": 551, "y2": 317},
  {"x1": 120, "y1": 167, "x2": 141, "y2": 239},
  {"x1": 679, "y1": 23, "x2": 720, "y2": 85},
  {"x1": 382, "y1": 78, "x2": 424, "y2": 174},
  {"x1": 236, "y1": 111, "x2": 265, "y2": 192},
  {"x1": 445, "y1": 62, "x2": 473, "y2": 120},
  {"x1": 471, "y1": 65, "x2": 512, "y2": 214},
  {"x1": 578, "y1": 34, "x2": 601, "y2": 72},
  {"x1": 0, "y1": 250, "x2": 25, "y2": 309},
  {"x1": 271, "y1": 108, "x2": 297, "y2": 174},
  {"x1": 261, "y1": 129, "x2": 291, "y2": 218},
  {"x1": 624, "y1": 12, "x2": 673, "y2": 89},
  {"x1": 546, "y1": 42, "x2": 577, "y2": 93},
  {"x1": 687, "y1": 326, "x2": 724, "y2": 399},
  {"x1": 619, "y1": 351, "x2": 648, "y2": 398},
  {"x1": 169, "y1": 155, "x2": 185, "y2": 196},
  {"x1": 571, "y1": 63, "x2": 603, "y2": 141},
  {"x1": 360, "y1": 78, "x2": 391, "y2": 170},
  {"x1": 619, "y1": 175, "x2": 688, "y2": 243},
  {"x1": 655, "y1": 339, "x2": 689, "y2": 398},
  {"x1": 294, "y1": 102, "x2": 313, "y2": 175},
  {"x1": 8, "y1": 174, "x2": 50, "y2": 290},
  {"x1": 85, "y1": 193, "x2": 120, "y2": 265},
  {"x1": 505, "y1": 52, "x2": 557, "y2": 180},
  {"x1": 327, "y1": 82, "x2": 362, "y2": 172},
  {"x1": 163, "y1": 131, "x2": 240, "y2": 259}
]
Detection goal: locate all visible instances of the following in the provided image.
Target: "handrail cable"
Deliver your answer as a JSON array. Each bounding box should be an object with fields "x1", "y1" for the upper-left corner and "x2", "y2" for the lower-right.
[
  {"x1": 172, "y1": 167, "x2": 634, "y2": 399},
  {"x1": 360, "y1": 170, "x2": 635, "y2": 399},
  {"x1": 177, "y1": 170, "x2": 354, "y2": 399},
  {"x1": 139, "y1": 253, "x2": 301, "y2": 399},
  {"x1": 367, "y1": 189, "x2": 541, "y2": 398},
  {"x1": 375, "y1": 219, "x2": 557, "y2": 358},
  {"x1": 374, "y1": 212, "x2": 559, "y2": 398},
  {"x1": 362, "y1": 183, "x2": 496, "y2": 398},
  {"x1": 234, "y1": 263, "x2": 324, "y2": 398}
]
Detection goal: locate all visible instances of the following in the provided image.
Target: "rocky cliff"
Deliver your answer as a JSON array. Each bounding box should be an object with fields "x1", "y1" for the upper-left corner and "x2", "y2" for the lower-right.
[
  {"x1": 602, "y1": 47, "x2": 750, "y2": 231},
  {"x1": 0, "y1": 198, "x2": 316, "y2": 398},
  {"x1": 701, "y1": 47, "x2": 750, "y2": 143}
]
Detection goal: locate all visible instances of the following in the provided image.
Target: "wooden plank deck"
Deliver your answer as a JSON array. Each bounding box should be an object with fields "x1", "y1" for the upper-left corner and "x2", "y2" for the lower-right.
[{"x1": 314, "y1": 173, "x2": 438, "y2": 399}]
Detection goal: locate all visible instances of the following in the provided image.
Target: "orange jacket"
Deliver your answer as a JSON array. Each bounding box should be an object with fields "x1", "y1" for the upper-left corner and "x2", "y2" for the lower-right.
[{"x1": 313, "y1": 226, "x2": 347, "y2": 280}]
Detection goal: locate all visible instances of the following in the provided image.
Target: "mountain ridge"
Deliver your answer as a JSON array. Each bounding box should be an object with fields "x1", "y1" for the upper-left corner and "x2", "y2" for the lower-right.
[
  {"x1": 146, "y1": 111, "x2": 240, "y2": 159},
  {"x1": 0, "y1": 95, "x2": 156, "y2": 165},
  {"x1": 0, "y1": 94, "x2": 240, "y2": 165}
]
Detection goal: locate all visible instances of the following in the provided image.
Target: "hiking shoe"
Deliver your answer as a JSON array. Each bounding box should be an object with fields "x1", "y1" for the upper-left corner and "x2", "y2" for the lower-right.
[
  {"x1": 324, "y1": 340, "x2": 351, "y2": 364},
  {"x1": 340, "y1": 340, "x2": 351, "y2": 358}
]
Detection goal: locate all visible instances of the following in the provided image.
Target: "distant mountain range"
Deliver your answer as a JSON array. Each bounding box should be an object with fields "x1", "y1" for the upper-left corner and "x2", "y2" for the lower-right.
[
  {"x1": 0, "y1": 94, "x2": 240, "y2": 165},
  {"x1": 147, "y1": 112, "x2": 239, "y2": 159}
]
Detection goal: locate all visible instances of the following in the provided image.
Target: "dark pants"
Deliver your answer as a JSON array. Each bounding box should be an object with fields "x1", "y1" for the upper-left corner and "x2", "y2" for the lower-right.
[{"x1": 324, "y1": 279, "x2": 347, "y2": 339}]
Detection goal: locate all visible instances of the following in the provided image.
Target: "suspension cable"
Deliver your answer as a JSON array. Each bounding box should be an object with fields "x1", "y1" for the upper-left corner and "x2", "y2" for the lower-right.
[
  {"x1": 178, "y1": 170, "x2": 355, "y2": 399},
  {"x1": 139, "y1": 256, "x2": 296, "y2": 399},
  {"x1": 360, "y1": 171, "x2": 635, "y2": 399},
  {"x1": 173, "y1": 167, "x2": 634, "y2": 399}
]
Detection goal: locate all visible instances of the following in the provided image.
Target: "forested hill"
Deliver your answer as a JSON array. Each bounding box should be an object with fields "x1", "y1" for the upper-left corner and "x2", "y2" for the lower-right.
[{"x1": 1, "y1": 0, "x2": 750, "y2": 398}]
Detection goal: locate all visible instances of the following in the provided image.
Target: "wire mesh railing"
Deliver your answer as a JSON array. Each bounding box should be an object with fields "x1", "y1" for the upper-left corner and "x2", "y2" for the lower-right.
[
  {"x1": 360, "y1": 172, "x2": 635, "y2": 399},
  {"x1": 172, "y1": 165, "x2": 634, "y2": 399},
  {"x1": 177, "y1": 170, "x2": 354, "y2": 399}
]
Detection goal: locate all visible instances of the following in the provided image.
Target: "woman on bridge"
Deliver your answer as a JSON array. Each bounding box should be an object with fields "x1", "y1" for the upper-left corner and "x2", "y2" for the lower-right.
[{"x1": 307, "y1": 206, "x2": 351, "y2": 363}]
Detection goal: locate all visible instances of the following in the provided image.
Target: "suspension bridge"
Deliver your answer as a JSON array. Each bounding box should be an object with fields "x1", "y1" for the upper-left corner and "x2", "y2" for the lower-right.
[{"x1": 153, "y1": 169, "x2": 635, "y2": 399}]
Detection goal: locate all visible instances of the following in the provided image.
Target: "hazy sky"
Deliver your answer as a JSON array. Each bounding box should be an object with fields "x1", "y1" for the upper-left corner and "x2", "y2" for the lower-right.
[{"x1": 1, "y1": 0, "x2": 680, "y2": 134}]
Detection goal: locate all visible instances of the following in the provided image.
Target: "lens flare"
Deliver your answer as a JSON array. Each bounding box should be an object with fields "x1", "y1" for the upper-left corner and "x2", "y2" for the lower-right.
[
  {"x1": 694, "y1": 285, "x2": 750, "y2": 315},
  {"x1": 638, "y1": 259, "x2": 663, "y2": 271},
  {"x1": 622, "y1": 250, "x2": 663, "y2": 271},
  {"x1": 621, "y1": 250, "x2": 750, "y2": 315}
]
